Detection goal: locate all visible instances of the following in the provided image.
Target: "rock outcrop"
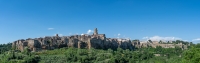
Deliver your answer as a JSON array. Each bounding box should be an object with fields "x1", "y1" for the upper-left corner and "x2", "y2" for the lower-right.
[
  {"x1": 12, "y1": 28, "x2": 133, "y2": 52},
  {"x1": 12, "y1": 28, "x2": 188, "y2": 52},
  {"x1": 132, "y1": 40, "x2": 188, "y2": 50}
]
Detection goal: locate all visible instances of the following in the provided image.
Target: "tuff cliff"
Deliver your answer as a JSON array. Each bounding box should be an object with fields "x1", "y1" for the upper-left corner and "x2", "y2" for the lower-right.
[
  {"x1": 12, "y1": 28, "x2": 133, "y2": 52},
  {"x1": 12, "y1": 28, "x2": 187, "y2": 52}
]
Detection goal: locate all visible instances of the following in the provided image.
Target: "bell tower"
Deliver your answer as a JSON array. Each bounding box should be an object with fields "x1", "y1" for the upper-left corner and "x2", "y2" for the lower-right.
[
  {"x1": 56, "y1": 34, "x2": 59, "y2": 37},
  {"x1": 93, "y1": 28, "x2": 98, "y2": 35}
]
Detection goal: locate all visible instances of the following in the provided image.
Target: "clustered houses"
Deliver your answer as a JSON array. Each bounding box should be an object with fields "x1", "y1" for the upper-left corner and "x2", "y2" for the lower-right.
[
  {"x1": 12, "y1": 28, "x2": 133, "y2": 52},
  {"x1": 132, "y1": 40, "x2": 188, "y2": 50},
  {"x1": 12, "y1": 28, "x2": 188, "y2": 52}
]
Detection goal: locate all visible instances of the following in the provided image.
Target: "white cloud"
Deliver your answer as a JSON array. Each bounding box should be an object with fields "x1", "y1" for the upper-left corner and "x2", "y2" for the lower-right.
[
  {"x1": 118, "y1": 33, "x2": 121, "y2": 36},
  {"x1": 192, "y1": 38, "x2": 200, "y2": 41},
  {"x1": 192, "y1": 38, "x2": 200, "y2": 44},
  {"x1": 115, "y1": 33, "x2": 130, "y2": 39},
  {"x1": 115, "y1": 33, "x2": 121, "y2": 38},
  {"x1": 60, "y1": 34, "x2": 63, "y2": 36},
  {"x1": 48, "y1": 28, "x2": 54, "y2": 30},
  {"x1": 142, "y1": 36, "x2": 182, "y2": 41},
  {"x1": 142, "y1": 36, "x2": 149, "y2": 39},
  {"x1": 87, "y1": 30, "x2": 93, "y2": 34}
]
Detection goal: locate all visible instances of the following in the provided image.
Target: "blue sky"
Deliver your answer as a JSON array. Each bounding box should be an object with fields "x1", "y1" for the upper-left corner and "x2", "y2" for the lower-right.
[{"x1": 0, "y1": 0, "x2": 200, "y2": 44}]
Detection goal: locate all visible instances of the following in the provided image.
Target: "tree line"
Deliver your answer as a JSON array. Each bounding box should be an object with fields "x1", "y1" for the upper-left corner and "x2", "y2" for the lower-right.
[{"x1": 0, "y1": 40, "x2": 199, "y2": 63}]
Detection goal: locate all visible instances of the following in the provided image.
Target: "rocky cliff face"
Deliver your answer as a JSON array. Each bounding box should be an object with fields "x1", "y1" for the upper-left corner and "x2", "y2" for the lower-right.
[
  {"x1": 12, "y1": 28, "x2": 134, "y2": 52},
  {"x1": 132, "y1": 40, "x2": 188, "y2": 49},
  {"x1": 12, "y1": 28, "x2": 187, "y2": 52}
]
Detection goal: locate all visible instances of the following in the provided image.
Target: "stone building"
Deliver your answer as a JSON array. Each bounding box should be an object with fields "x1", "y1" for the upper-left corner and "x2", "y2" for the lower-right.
[
  {"x1": 12, "y1": 28, "x2": 188, "y2": 52},
  {"x1": 12, "y1": 28, "x2": 133, "y2": 52},
  {"x1": 132, "y1": 40, "x2": 188, "y2": 49}
]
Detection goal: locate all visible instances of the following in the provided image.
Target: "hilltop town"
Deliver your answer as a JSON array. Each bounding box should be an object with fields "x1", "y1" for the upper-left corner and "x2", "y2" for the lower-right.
[{"x1": 12, "y1": 28, "x2": 188, "y2": 52}]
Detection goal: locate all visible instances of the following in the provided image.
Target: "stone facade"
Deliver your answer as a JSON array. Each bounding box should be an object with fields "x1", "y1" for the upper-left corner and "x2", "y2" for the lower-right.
[
  {"x1": 133, "y1": 40, "x2": 188, "y2": 49},
  {"x1": 12, "y1": 28, "x2": 133, "y2": 52},
  {"x1": 12, "y1": 28, "x2": 188, "y2": 52}
]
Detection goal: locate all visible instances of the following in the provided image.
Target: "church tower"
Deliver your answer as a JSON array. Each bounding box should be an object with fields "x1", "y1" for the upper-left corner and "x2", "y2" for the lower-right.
[
  {"x1": 93, "y1": 28, "x2": 98, "y2": 35},
  {"x1": 56, "y1": 34, "x2": 59, "y2": 37}
]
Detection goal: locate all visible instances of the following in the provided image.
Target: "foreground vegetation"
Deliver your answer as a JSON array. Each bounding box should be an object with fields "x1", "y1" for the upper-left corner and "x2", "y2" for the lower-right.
[{"x1": 0, "y1": 41, "x2": 199, "y2": 63}]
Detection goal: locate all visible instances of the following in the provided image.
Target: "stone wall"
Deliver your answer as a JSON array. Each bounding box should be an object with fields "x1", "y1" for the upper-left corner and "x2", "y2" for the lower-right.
[
  {"x1": 133, "y1": 40, "x2": 188, "y2": 49},
  {"x1": 12, "y1": 28, "x2": 187, "y2": 52},
  {"x1": 12, "y1": 28, "x2": 133, "y2": 52}
]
